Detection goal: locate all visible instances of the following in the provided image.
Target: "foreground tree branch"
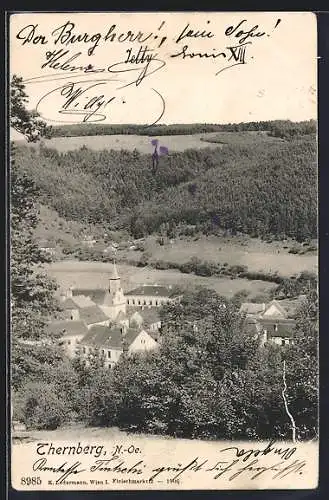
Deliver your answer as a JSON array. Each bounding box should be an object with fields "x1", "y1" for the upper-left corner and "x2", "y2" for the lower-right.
[{"x1": 282, "y1": 360, "x2": 297, "y2": 443}]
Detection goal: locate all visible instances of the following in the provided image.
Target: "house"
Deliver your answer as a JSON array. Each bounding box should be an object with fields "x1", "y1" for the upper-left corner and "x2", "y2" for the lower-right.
[
  {"x1": 259, "y1": 318, "x2": 296, "y2": 346},
  {"x1": 78, "y1": 325, "x2": 124, "y2": 368},
  {"x1": 128, "y1": 306, "x2": 162, "y2": 332},
  {"x1": 77, "y1": 324, "x2": 158, "y2": 369},
  {"x1": 81, "y1": 236, "x2": 97, "y2": 248},
  {"x1": 103, "y1": 244, "x2": 118, "y2": 255},
  {"x1": 125, "y1": 285, "x2": 180, "y2": 308},
  {"x1": 49, "y1": 320, "x2": 89, "y2": 358},
  {"x1": 240, "y1": 296, "x2": 306, "y2": 347},
  {"x1": 39, "y1": 239, "x2": 57, "y2": 256},
  {"x1": 60, "y1": 292, "x2": 110, "y2": 327}
]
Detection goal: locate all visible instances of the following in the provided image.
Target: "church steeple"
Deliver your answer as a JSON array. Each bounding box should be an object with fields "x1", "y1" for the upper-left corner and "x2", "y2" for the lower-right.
[
  {"x1": 112, "y1": 260, "x2": 119, "y2": 280},
  {"x1": 109, "y1": 261, "x2": 121, "y2": 294},
  {"x1": 101, "y1": 261, "x2": 127, "y2": 319}
]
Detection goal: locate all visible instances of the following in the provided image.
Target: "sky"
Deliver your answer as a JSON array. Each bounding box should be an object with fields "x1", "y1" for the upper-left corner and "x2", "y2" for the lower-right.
[{"x1": 10, "y1": 12, "x2": 317, "y2": 125}]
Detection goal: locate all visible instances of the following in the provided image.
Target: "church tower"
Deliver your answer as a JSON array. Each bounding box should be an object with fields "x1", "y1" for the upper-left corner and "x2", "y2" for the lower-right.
[{"x1": 100, "y1": 262, "x2": 127, "y2": 320}]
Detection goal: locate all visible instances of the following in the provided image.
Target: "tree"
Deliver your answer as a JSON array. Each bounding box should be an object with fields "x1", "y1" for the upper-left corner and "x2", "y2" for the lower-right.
[
  {"x1": 11, "y1": 77, "x2": 59, "y2": 341},
  {"x1": 11, "y1": 74, "x2": 51, "y2": 141},
  {"x1": 10, "y1": 76, "x2": 64, "y2": 419}
]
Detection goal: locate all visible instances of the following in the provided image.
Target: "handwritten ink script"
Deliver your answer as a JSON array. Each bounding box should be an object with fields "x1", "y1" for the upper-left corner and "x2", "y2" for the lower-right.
[
  {"x1": 12, "y1": 438, "x2": 318, "y2": 489},
  {"x1": 12, "y1": 15, "x2": 283, "y2": 124}
]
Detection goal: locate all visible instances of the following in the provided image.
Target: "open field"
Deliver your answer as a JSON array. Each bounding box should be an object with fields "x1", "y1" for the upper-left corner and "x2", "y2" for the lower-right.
[
  {"x1": 17, "y1": 131, "x2": 281, "y2": 153},
  {"x1": 123, "y1": 235, "x2": 318, "y2": 278},
  {"x1": 45, "y1": 260, "x2": 277, "y2": 299},
  {"x1": 200, "y1": 130, "x2": 283, "y2": 146},
  {"x1": 26, "y1": 133, "x2": 223, "y2": 153}
]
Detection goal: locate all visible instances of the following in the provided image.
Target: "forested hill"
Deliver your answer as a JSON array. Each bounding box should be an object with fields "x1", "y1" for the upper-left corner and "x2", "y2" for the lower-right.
[
  {"x1": 14, "y1": 131, "x2": 317, "y2": 242},
  {"x1": 49, "y1": 119, "x2": 316, "y2": 139}
]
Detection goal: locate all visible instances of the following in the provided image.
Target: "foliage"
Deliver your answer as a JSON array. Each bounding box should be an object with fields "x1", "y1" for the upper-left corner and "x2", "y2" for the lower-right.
[
  {"x1": 14, "y1": 131, "x2": 316, "y2": 242},
  {"x1": 11, "y1": 75, "x2": 51, "y2": 141},
  {"x1": 18, "y1": 381, "x2": 68, "y2": 430},
  {"x1": 48, "y1": 119, "x2": 316, "y2": 139},
  {"x1": 10, "y1": 75, "x2": 66, "y2": 423},
  {"x1": 81, "y1": 288, "x2": 318, "y2": 441}
]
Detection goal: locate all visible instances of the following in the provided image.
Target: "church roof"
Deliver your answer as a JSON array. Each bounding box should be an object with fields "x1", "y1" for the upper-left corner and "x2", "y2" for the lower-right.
[
  {"x1": 72, "y1": 289, "x2": 107, "y2": 305},
  {"x1": 125, "y1": 285, "x2": 177, "y2": 297},
  {"x1": 111, "y1": 262, "x2": 119, "y2": 280},
  {"x1": 79, "y1": 306, "x2": 109, "y2": 325},
  {"x1": 48, "y1": 320, "x2": 88, "y2": 337}
]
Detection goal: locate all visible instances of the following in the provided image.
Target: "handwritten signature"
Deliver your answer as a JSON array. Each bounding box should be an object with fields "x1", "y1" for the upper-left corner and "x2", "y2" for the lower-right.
[
  {"x1": 26, "y1": 48, "x2": 166, "y2": 125},
  {"x1": 31, "y1": 440, "x2": 308, "y2": 484}
]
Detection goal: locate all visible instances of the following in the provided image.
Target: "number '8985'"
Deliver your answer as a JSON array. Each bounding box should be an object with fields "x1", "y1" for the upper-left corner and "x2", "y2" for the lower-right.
[{"x1": 20, "y1": 477, "x2": 42, "y2": 486}]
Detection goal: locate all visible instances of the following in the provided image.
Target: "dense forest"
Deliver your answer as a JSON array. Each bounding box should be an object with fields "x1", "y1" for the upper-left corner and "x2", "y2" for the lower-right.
[
  {"x1": 49, "y1": 120, "x2": 316, "y2": 140},
  {"x1": 15, "y1": 131, "x2": 317, "y2": 242}
]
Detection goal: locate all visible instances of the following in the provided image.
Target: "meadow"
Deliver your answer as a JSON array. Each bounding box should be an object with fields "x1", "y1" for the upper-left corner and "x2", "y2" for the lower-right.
[
  {"x1": 20, "y1": 130, "x2": 280, "y2": 153},
  {"x1": 122, "y1": 235, "x2": 318, "y2": 278},
  {"x1": 30, "y1": 133, "x2": 223, "y2": 153},
  {"x1": 44, "y1": 259, "x2": 276, "y2": 299}
]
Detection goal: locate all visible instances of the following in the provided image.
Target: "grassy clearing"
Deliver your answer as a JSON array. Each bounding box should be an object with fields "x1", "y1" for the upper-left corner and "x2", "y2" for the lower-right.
[
  {"x1": 45, "y1": 259, "x2": 276, "y2": 299},
  {"x1": 20, "y1": 131, "x2": 282, "y2": 153},
  {"x1": 200, "y1": 130, "x2": 282, "y2": 146},
  {"x1": 28, "y1": 133, "x2": 224, "y2": 153},
  {"x1": 123, "y1": 235, "x2": 318, "y2": 278}
]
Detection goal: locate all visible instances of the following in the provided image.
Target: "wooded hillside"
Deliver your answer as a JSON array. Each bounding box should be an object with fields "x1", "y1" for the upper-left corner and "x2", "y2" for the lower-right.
[{"x1": 14, "y1": 125, "x2": 316, "y2": 242}]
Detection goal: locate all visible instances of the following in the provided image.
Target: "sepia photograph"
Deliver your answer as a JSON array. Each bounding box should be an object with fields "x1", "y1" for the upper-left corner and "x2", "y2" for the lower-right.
[{"x1": 9, "y1": 11, "x2": 318, "y2": 490}]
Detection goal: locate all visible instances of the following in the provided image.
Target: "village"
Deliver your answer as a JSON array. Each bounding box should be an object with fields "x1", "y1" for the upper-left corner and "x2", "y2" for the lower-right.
[{"x1": 43, "y1": 262, "x2": 306, "y2": 370}]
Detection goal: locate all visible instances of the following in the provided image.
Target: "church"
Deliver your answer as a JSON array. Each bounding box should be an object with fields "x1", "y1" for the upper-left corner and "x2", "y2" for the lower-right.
[{"x1": 49, "y1": 263, "x2": 180, "y2": 367}]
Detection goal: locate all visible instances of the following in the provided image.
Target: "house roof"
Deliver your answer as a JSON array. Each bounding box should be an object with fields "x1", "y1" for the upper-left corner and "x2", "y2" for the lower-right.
[
  {"x1": 71, "y1": 295, "x2": 96, "y2": 308},
  {"x1": 275, "y1": 297, "x2": 306, "y2": 318},
  {"x1": 79, "y1": 306, "x2": 109, "y2": 325},
  {"x1": 48, "y1": 320, "x2": 88, "y2": 337},
  {"x1": 259, "y1": 318, "x2": 296, "y2": 326},
  {"x1": 81, "y1": 325, "x2": 142, "y2": 349},
  {"x1": 116, "y1": 310, "x2": 128, "y2": 321},
  {"x1": 39, "y1": 239, "x2": 56, "y2": 248},
  {"x1": 125, "y1": 328, "x2": 145, "y2": 345},
  {"x1": 127, "y1": 306, "x2": 161, "y2": 325},
  {"x1": 239, "y1": 303, "x2": 266, "y2": 315},
  {"x1": 263, "y1": 322, "x2": 296, "y2": 338},
  {"x1": 262, "y1": 300, "x2": 288, "y2": 318},
  {"x1": 81, "y1": 325, "x2": 123, "y2": 349},
  {"x1": 244, "y1": 316, "x2": 263, "y2": 334},
  {"x1": 61, "y1": 298, "x2": 80, "y2": 310},
  {"x1": 72, "y1": 289, "x2": 107, "y2": 305},
  {"x1": 125, "y1": 285, "x2": 177, "y2": 297},
  {"x1": 132, "y1": 307, "x2": 161, "y2": 325}
]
